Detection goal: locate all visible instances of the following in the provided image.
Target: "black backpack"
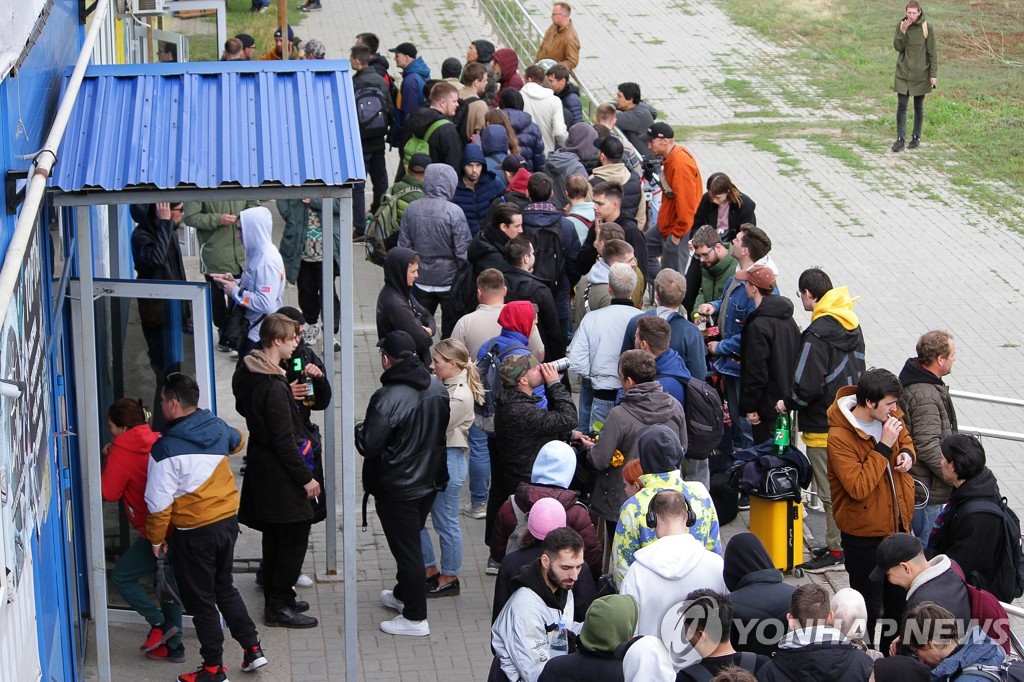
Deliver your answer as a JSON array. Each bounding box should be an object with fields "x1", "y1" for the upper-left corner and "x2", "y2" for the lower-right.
[
  {"x1": 959, "y1": 497, "x2": 1024, "y2": 602},
  {"x1": 354, "y1": 84, "x2": 389, "y2": 139},
  {"x1": 447, "y1": 259, "x2": 477, "y2": 322},
  {"x1": 954, "y1": 660, "x2": 1024, "y2": 681},
  {"x1": 683, "y1": 376, "x2": 725, "y2": 460},
  {"x1": 683, "y1": 652, "x2": 759, "y2": 682},
  {"x1": 524, "y1": 223, "x2": 565, "y2": 290},
  {"x1": 475, "y1": 341, "x2": 526, "y2": 434},
  {"x1": 452, "y1": 96, "x2": 481, "y2": 145}
]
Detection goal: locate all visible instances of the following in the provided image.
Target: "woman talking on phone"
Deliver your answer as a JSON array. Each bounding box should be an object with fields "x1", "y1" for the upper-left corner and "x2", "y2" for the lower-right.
[{"x1": 892, "y1": 0, "x2": 938, "y2": 152}]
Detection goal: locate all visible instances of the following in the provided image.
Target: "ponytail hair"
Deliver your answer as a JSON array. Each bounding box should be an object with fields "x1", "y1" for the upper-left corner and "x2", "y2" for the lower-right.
[
  {"x1": 433, "y1": 338, "x2": 486, "y2": 405},
  {"x1": 108, "y1": 398, "x2": 150, "y2": 429}
]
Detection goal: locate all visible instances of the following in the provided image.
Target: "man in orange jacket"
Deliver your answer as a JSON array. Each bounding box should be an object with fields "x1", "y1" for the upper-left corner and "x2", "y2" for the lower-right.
[
  {"x1": 826, "y1": 368, "x2": 916, "y2": 650},
  {"x1": 641, "y1": 122, "x2": 702, "y2": 274}
]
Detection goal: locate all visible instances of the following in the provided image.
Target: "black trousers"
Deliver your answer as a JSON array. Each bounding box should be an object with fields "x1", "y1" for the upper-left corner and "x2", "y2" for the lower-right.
[
  {"x1": 897, "y1": 93, "x2": 926, "y2": 140},
  {"x1": 169, "y1": 516, "x2": 258, "y2": 667},
  {"x1": 297, "y1": 259, "x2": 340, "y2": 333},
  {"x1": 413, "y1": 285, "x2": 456, "y2": 340},
  {"x1": 353, "y1": 149, "x2": 389, "y2": 233},
  {"x1": 261, "y1": 520, "x2": 312, "y2": 606},
  {"x1": 375, "y1": 493, "x2": 437, "y2": 621},
  {"x1": 204, "y1": 273, "x2": 238, "y2": 343},
  {"x1": 842, "y1": 532, "x2": 906, "y2": 650}
]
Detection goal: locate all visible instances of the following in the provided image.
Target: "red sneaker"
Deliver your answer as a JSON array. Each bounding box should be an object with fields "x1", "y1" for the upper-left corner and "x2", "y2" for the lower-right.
[
  {"x1": 176, "y1": 664, "x2": 228, "y2": 682},
  {"x1": 140, "y1": 624, "x2": 179, "y2": 652},
  {"x1": 146, "y1": 643, "x2": 186, "y2": 663}
]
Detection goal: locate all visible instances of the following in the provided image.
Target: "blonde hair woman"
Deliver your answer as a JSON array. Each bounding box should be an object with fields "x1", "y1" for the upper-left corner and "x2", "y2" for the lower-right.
[{"x1": 421, "y1": 339, "x2": 485, "y2": 596}]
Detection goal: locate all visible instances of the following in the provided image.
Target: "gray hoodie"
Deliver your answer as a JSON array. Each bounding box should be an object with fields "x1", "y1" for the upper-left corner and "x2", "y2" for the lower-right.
[
  {"x1": 398, "y1": 164, "x2": 472, "y2": 287},
  {"x1": 236, "y1": 206, "x2": 286, "y2": 341}
]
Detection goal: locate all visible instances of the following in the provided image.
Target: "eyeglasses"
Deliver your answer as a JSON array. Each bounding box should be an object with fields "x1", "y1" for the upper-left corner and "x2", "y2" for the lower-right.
[{"x1": 695, "y1": 250, "x2": 714, "y2": 261}]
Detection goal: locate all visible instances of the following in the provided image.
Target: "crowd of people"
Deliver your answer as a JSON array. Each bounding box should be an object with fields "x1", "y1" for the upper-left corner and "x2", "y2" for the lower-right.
[{"x1": 99, "y1": 2, "x2": 1013, "y2": 681}]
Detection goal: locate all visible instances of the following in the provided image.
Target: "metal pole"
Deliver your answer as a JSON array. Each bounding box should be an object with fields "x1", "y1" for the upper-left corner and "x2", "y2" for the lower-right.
[
  {"x1": 277, "y1": 1, "x2": 288, "y2": 61},
  {"x1": 321, "y1": 199, "x2": 337, "y2": 575},
  {"x1": 79, "y1": 208, "x2": 112, "y2": 680},
  {"x1": 338, "y1": 187, "x2": 358, "y2": 681}
]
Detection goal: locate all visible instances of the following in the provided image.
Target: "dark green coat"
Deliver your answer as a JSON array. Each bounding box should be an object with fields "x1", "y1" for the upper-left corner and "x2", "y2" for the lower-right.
[
  {"x1": 894, "y1": 16, "x2": 937, "y2": 97},
  {"x1": 275, "y1": 199, "x2": 342, "y2": 283},
  {"x1": 183, "y1": 200, "x2": 261, "y2": 274}
]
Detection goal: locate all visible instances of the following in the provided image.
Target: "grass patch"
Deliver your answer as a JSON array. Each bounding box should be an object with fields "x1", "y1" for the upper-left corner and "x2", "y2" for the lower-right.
[
  {"x1": 720, "y1": 77, "x2": 773, "y2": 110},
  {"x1": 708, "y1": 0, "x2": 1024, "y2": 215},
  {"x1": 176, "y1": 0, "x2": 309, "y2": 62}
]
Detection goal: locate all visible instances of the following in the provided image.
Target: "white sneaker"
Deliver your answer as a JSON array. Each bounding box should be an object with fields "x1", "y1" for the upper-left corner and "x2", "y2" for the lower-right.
[
  {"x1": 294, "y1": 574, "x2": 313, "y2": 588},
  {"x1": 463, "y1": 502, "x2": 487, "y2": 519},
  {"x1": 380, "y1": 615, "x2": 429, "y2": 637},
  {"x1": 380, "y1": 589, "x2": 404, "y2": 612},
  {"x1": 303, "y1": 322, "x2": 321, "y2": 347},
  {"x1": 333, "y1": 334, "x2": 341, "y2": 352}
]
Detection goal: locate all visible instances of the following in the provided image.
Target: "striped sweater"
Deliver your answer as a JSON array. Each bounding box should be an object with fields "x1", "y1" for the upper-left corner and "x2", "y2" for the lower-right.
[{"x1": 145, "y1": 408, "x2": 245, "y2": 546}]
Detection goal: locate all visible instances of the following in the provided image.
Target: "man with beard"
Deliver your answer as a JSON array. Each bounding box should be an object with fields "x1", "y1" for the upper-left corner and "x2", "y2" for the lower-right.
[
  {"x1": 491, "y1": 527, "x2": 585, "y2": 682},
  {"x1": 690, "y1": 225, "x2": 738, "y2": 313}
]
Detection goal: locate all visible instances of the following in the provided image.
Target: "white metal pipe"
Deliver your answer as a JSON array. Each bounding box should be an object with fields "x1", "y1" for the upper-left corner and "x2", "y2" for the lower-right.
[
  {"x1": 0, "y1": 0, "x2": 111, "y2": 323},
  {"x1": 950, "y1": 389, "x2": 1024, "y2": 409},
  {"x1": 957, "y1": 425, "x2": 1024, "y2": 443}
]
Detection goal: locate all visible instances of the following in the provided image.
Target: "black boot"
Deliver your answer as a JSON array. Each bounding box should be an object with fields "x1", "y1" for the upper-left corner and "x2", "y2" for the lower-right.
[
  {"x1": 908, "y1": 135, "x2": 920, "y2": 150},
  {"x1": 891, "y1": 137, "x2": 905, "y2": 152}
]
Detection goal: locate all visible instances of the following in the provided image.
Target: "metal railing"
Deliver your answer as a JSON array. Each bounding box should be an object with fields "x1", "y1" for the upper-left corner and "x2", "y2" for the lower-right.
[
  {"x1": 950, "y1": 389, "x2": 1024, "y2": 443},
  {"x1": 475, "y1": 0, "x2": 602, "y2": 122}
]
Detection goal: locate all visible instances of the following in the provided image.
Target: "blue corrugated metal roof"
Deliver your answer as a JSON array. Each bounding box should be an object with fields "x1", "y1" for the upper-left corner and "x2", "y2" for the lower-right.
[{"x1": 53, "y1": 61, "x2": 365, "y2": 193}]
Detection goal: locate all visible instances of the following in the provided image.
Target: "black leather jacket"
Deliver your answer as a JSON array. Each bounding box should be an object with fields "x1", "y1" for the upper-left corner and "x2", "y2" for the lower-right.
[{"x1": 356, "y1": 355, "x2": 450, "y2": 501}]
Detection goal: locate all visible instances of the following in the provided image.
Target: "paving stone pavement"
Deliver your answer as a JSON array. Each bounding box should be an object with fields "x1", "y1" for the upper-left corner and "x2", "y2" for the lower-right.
[{"x1": 96, "y1": 0, "x2": 1024, "y2": 679}]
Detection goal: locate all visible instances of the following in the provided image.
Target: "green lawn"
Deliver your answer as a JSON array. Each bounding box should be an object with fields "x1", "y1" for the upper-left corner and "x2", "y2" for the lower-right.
[{"x1": 178, "y1": 0, "x2": 309, "y2": 62}]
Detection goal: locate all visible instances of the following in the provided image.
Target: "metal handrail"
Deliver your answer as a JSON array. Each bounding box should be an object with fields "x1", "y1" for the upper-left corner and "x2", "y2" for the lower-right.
[
  {"x1": 948, "y1": 389, "x2": 1024, "y2": 443},
  {"x1": 476, "y1": 0, "x2": 602, "y2": 122}
]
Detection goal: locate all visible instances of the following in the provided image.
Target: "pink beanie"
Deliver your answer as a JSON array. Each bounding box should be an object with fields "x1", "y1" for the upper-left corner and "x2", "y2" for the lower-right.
[{"x1": 528, "y1": 498, "x2": 567, "y2": 540}]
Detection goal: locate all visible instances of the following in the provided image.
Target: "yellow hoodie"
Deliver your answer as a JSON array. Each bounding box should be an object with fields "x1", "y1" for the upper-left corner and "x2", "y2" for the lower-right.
[{"x1": 802, "y1": 286, "x2": 861, "y2": 448}]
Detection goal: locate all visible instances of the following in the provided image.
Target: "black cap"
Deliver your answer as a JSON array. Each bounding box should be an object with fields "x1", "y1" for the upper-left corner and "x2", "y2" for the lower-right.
[
  {"x1": 594, "y1": 135, "x2": 624, "y2": 159},
  {"x1": 235, "y1": 33, "x2": 255, "y2": 49},
  {"x1": 389, "y1": 42, "x2": 417, "y2": 58},
  {"x1": 870, "y1": 533, "x2": 923, "y2": 581},
  {"x1": 377, "y1": 330, "x2": 417, "y2": 358},
  {"x1": 638, "y1": 121, "x2": 674, "y2": 142},
  {"x1": 407, "y1": 153, "x2": 432, "y2": 174},
  {"x1": 501, "y1": 154, "x2": 527, "y2": 173},
  {"x1": 441, "y1": 57, "x2": 463, "y2": 79}
]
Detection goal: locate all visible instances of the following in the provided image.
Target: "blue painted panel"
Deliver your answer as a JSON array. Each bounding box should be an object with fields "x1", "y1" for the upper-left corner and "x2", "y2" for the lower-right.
[{"x1": 53, "y1": 61, "x2": 365, "y2": 194}]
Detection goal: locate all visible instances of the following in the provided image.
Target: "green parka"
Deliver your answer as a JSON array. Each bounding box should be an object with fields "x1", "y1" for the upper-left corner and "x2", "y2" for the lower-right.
[
  {"x1": 693, "y1": 251, "x2": 738, "y2": 311},
  {"x1": 894, "y1": 15, "x2": 937, "y2": 97},
  {"x1": 183, "y1": 200, "x2": 261, "y2": 274},
  {"x1": 275, "y1": 199, "x2": 342, "y2": 284}
]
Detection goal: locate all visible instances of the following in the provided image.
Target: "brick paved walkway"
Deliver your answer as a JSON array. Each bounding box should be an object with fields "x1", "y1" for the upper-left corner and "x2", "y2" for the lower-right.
[{"x1": 95, "y1": 0, "x2": 1024, "y2": 678}]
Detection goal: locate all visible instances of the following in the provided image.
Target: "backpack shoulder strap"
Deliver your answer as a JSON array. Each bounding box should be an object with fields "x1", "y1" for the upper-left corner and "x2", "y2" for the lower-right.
[
  {"x1": 511, "y1": 495, "x2": 526, "y2": 522},
  {"x1": 425, "y1": 118, "x2": 451, "y2": 140},
  {"x1": 922, "y1": 20, "x2": 929, "y2": 39},
  {"x1": 737, "y1": 651, "x2": 758, "y2": 672},
  {"x1": 684, "y1": 665, "x2": 714, "y2": 682},
  {"x1": 959, "y1": 500, "x2": 1005, "y2": 518}
]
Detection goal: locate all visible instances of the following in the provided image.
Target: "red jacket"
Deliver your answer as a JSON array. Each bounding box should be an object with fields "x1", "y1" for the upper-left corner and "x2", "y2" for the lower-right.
[
  {"x1": 102, "y1": 424, "x2": 160, "y2": 538},
  {"x1": 490, "y1": 482, "x2": 602, "y2": 575}
]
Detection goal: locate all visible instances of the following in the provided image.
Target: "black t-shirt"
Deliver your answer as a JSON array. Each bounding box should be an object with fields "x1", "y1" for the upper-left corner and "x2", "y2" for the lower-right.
[{"x1": 676, "y1": 651, "x2": 769, "y2": 681}]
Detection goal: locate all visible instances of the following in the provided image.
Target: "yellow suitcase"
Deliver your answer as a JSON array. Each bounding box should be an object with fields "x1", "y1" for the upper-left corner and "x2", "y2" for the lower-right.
[{"x1": 749, "y1": 496, "x2": 803, "y2": 572}]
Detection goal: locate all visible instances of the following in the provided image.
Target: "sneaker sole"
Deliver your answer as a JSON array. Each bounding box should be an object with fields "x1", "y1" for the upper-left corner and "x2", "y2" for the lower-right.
[
  {"x1": 241, "y1": 656, "x2": 268, "y2": 672},
  {"x1": 141, "y1": 626, "x2": 180, "y2": 653},
  {"x1": 485, "y1": 568, "x2": 499, "y2": 576},
  {"x1": 264, "y1": 618, "x2": 319, "y2": 629},
  {"x1": 379, "y1": 623, "x2": 430, "y2": 636},
  {"x1": 801, "y1": 562, "x2": 846, "y2": 574}
]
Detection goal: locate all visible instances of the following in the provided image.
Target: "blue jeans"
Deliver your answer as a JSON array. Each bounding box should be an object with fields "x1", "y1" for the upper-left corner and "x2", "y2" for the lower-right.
[
  {"x1": 578, "y1": 378, "x2": 593, "y2": 432},
  {"x1": 723, "y1": 375, "x2": 753, "y2": 452},
  {"x1": 421, "y1": 448, "x2": 468, "y2": 576},
  {"x1": 590, "y1": 396, "x2": 615, "y2": 433},
  {"x1": 467, "y1": 424, "x2": 490, "y2": 506},
  {"x1": 912, "y1": 503, "x2": 943, "y2": 543},
  {"x1": 112, "y1": 536, "x2": 184, "y2": 648}
]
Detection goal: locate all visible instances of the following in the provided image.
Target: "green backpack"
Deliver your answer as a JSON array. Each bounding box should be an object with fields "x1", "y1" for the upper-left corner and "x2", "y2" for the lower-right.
[
  {"x1": 401, "y1": 118, "x2": 451, "y2": 170},
  {"x1": 364, "y1": 183, "x2": 423, "y2": 266}
]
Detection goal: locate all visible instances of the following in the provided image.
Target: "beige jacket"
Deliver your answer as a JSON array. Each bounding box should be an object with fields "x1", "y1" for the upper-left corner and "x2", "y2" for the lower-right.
[{"x1": 536, "y1": 21, "x2": 580, "y2": 69}]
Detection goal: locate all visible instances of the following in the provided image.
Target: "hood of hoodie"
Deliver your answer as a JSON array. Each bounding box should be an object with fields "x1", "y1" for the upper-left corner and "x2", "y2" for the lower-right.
[
  {"x1": 706, "y1": 251, "x2": 738, "y2": 278},
  {"x1": 811, "y1": 286, "x2": 860, "y2": 331},
  {"x1": 568, "y1": 201, "x2": 595, "y2": 221},
  {"x1": 380, "y1": 354, "x2": 432, "y2": 390},
  {"x1": 591, "y1": 162, "x2": 630, "y2": 185},
  {"x1": 618, "y1": 382, "x2": 680, "y2": 424},
  {"x1": 523, "y1": 204, "x2": 563, "y2": 228},
  {"x1": 510, "y1": 557, "x2": 569, "y2": 611},
  {"x1": 521, "y1": 81, "x2": 555, "y2": 102},
  {"x1": 638, "y1": 423, "x2": 686, "y2": 474},
  {"x1": 932, "y1": 627, "x2": 1006, "y2": 680},
  {"x1": 368, "y1": 53, "x2": 390, "y2": 73},
  {"x1": 898, "y1": 357, "x2": 944, "y2": 388},
  {"x1": 754, "y1": 294, "x2": 795, "y2": 320},
  {"x1": 405, "y1": 105, "x2": 450, "y2": 140},
  {"x1": 498, "y1": 299, "x2": 536, "y2": 337},
  {"x1": 633, "y1": 533, "x2": 707, "y2": 580},
  {"x1": 531, "y1": 441, "x2": 577, "y2": 487},
  {"x1": 562, "y1": 122, "x2": 598, "y2": 161},
  {"x1": 402, "y1": 55, "x2": 430, "y2": 81},
  {"x1": 514, "y1": 481, "x2": 580, "y2": 512},
  {"x1": 472, "y1": 39, "x2": 495, "y2": 63},
  {"x1": 239, "y1": 206, "x2": 274, "y2": 257},
  {"x1": 494, "y1": 48, "x2": 520, "y2": 84},
  {"x1": 481, "y1": 125, "x2": 510, "y2": 156},
  {"x1": 424, "y1": 163, "x2": 458, "y2": 200},
  {"x1": 622, "y1": 636, "x2": 675, "y2": 681},
  {"x1": 507, "y1": 167, "x2": 532, "y2": 195},
  {"x1": 723, "y1": 532, "x2": 779, "y2": 591},
  {"x1": 580, "y1": 595, "x2": 639, "y2": 653},
  {"x1": 383, "y1": 247, "x2": 416, "y2": 294},
  {"x1": 656, "y1": 349, "x2": 691, "y2": 381},
  {"x1": 114, "y1": 424, "x2": 160, "y2": 458},
  {"x1": 630, "y1": 100, "x2": 658, "y2": 122},
  {"x1": 587, "y1": 258, "x2": 610, "y2": 285},
  {"x1": 950, "y1": 466, "x2": 1001, "y2": 503},
  {"x1": 461, "y1": 143, "x2": 486, "y2": 167},
  {"x1": 544, "y1": 149, "x2": 586, "y2": 177},
  {"x1": 242, "y1": 349, "x2": 287, "y2": 376},
  {"x1": 163, "y1": 408, "x2": 236, "y2": 451},
  {"x1": 827, "y1": 385, "x2": 906, "y2": 439}
]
